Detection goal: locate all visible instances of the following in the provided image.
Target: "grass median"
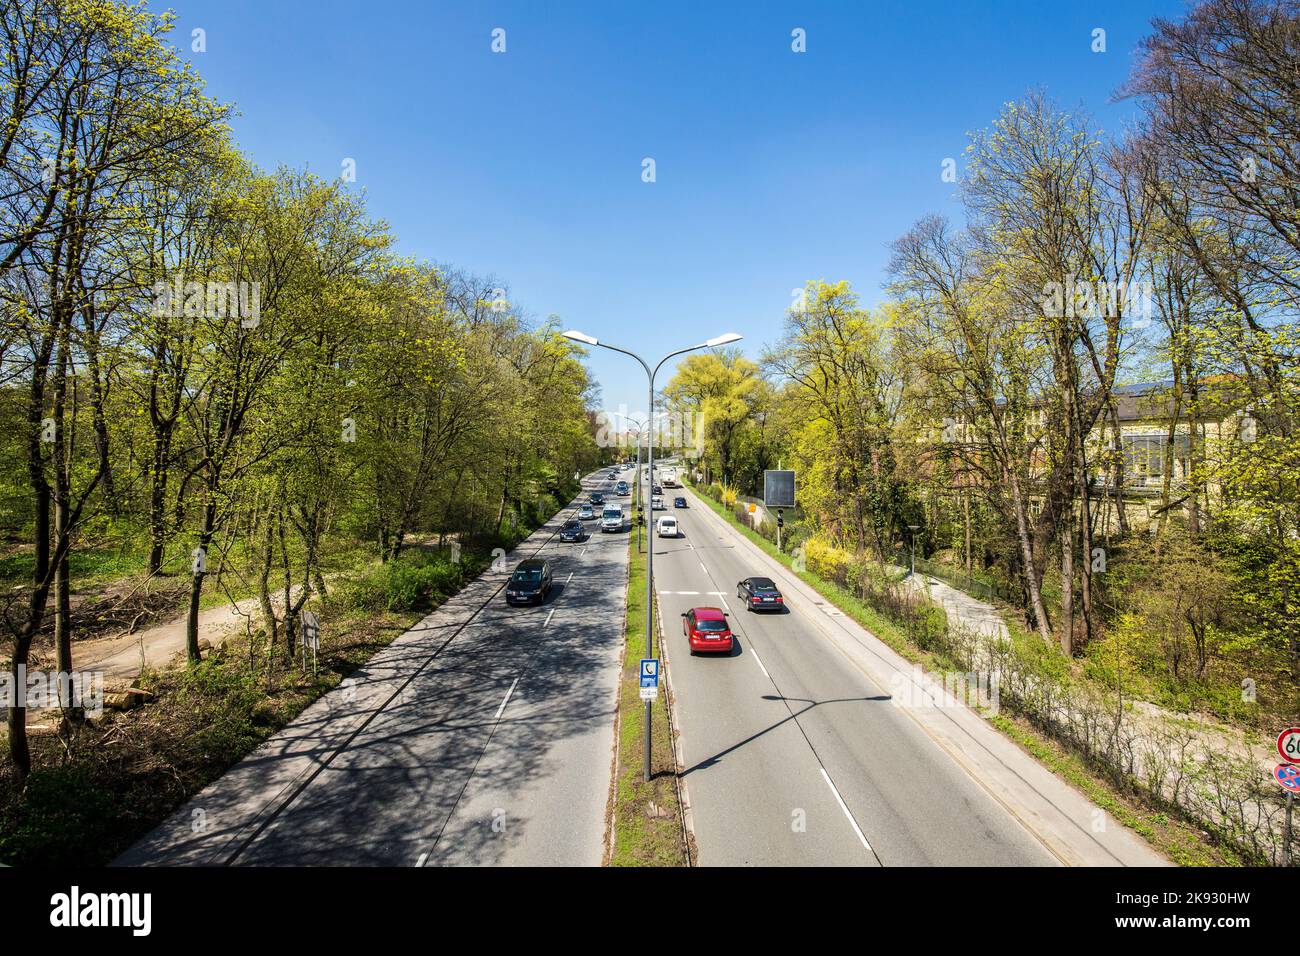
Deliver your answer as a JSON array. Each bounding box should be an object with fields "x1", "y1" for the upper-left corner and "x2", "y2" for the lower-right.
[{"x1": 607, "y1": 518, "x2": 689, "y2": 866}]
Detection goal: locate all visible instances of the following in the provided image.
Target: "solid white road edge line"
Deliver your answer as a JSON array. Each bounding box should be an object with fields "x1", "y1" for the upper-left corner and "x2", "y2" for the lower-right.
[{"x1": 821, "y1": 767, "x2": 872, "y2": 852}]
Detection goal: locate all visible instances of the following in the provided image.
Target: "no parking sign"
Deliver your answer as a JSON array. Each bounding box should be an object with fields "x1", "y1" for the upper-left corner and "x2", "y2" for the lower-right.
[{"x1": 1274, "y1": 763, "x2": 1300, "y2": 793}]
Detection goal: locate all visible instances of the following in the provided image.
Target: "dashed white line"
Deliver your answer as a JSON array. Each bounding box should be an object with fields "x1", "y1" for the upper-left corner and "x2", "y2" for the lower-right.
[
  {"x1": 751, "y1": 648, "x2": 770, "y2": 679},
  {"x1": 415, "y1": 851, "x2": 429, "y2": 867},
  {"x1": 820, "y1": 768, "x2": 872, "y2": 852},
  {"x1": 494, "y1": 678, "x2": 520, "y2": 720},
  {"x1": 544, "y1": 609, "x2": 555, "y2": 627},
  {"x1": 565, "y1": 571, "x2": 574, "y2": 583}
]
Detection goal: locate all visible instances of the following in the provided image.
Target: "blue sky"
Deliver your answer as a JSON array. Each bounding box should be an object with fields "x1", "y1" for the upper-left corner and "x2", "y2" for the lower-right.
[{"x1": 158, "y1": 0, "x2": 1186, "y2": 415}]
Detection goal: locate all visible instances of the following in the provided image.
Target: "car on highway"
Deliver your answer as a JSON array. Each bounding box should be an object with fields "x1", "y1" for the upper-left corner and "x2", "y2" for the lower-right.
[
  {"x1": 673, "y1": 496, "x2": 687, "y2": 508},
  {"x1": 615, "y1": 481, "x2": 629, "y2": 496},
  {"x1": 656, "y1": 516, "x2": 679, "y2": 537},
  {"x1": 737, "y1": 576, "x2": 784, "y2": 611},
  {"x1": 652, "y1": 495, "x2": 664, "y2": 510},
  {"x1": 578, "y1": 503, "x2": 595, "y2": 520},
  {"x1": 506, "y1": 558, "x2": 553, "y2": 605},
  {"x1": 590, "y1": 491, "x2": 605, "y2": 506},
  {"x1": 559, "y1": 518, "x2": 585, "y2": 542},
  {"x1": 600, "y1": 505, "x2": 624, "y2": 532},
  {"x1": 682, "y1": 606, "x2": 733, "y2": 654},
  {"x1": 652, "y1": 483, "x2": 662, "y2": 495}
]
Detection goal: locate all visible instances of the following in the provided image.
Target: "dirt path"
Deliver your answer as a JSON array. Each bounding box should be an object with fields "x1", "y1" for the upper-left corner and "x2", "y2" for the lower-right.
[{"x1": 69, "y1": 597, "x2": 261, "y2": 684}]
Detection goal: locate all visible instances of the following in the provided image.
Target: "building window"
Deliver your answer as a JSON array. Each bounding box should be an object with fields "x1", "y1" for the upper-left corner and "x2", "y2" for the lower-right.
[{"x1": 1122, "y1": 434, "x2": 1190, "y2": 479}]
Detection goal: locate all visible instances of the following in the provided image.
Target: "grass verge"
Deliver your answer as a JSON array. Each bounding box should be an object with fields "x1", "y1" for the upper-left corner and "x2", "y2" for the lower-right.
[{"x1": 607, "y1": 522, "x2": 688, "y2": 866}]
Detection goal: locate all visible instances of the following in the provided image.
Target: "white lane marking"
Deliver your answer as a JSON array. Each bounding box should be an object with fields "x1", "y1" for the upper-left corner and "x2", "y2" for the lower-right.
[
  {"x1": 494, "y1": 678, "x2": 520, "y2": 720},
  {"x1": 415, "y1": 851, "x2": 429, "y2": 867},
  {"x1": 706, "y1": 590, "x2": 725, "y2": 595},
  {"x1": 820, "y1": 768, "x2": 872, "y2": 852},
  {"x1": 566, "y1": 571, "x2": 574, "y2": 583},
  {"x1": 699, "y1": 561, "x2": 708, "y2": 572},
  {"x1": 544, "y1": 609, "x2": 555, "y2": 627},
  {"x1": 751, "y1": 647, "x2": 770, "y2": 679}
]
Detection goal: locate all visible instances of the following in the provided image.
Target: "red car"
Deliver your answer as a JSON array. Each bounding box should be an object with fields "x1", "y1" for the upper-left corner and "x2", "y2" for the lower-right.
[{"x1": 682, "y1": 606, "x2": 733, "y2": 655}]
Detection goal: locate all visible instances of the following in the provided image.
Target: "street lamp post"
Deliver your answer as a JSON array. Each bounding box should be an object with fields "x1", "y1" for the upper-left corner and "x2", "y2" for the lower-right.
[
  {"x1": 908, "y1": 524, "x2": 920, "y2": 578},
  {"x1": 563, "y1": 329, "x2": 742, "y2": 782}
]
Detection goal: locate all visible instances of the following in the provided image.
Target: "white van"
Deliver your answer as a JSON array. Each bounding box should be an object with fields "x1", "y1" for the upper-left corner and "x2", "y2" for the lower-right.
[
  {"x1": 656, "y1": 516, "x2": 679, "y2": 538},
  {"x1": 600, "y1": 505, "x2": 624, "y2": 532}
]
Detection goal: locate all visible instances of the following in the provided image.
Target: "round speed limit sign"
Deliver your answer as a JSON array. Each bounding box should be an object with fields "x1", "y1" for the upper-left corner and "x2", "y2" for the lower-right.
[{"x1": 1278, "y1": 727, "x2": 1300, "y2": 764}]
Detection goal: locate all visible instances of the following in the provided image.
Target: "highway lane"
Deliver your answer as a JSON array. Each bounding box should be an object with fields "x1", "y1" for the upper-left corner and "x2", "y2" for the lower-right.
[
  {"x1": 654, "y1": 485, "x2": 1057, "y2": 866},
  {"x1": 117, "y1": 468, "x2": 631, "y2": 867}
]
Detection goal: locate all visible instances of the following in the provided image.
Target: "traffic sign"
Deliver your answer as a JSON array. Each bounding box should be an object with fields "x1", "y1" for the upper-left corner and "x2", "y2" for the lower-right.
[
  {"x1": 1277, "y1": 727, "x2": 1300, "y2": 764},
  {"x1": 300, "y1": 611, "x2": 321, "y2": 650},
  {"x1": 1274, "y1": 763, "x2": 1300, "y2": 793},
  {"x1": 639, "y1": 658, "x2": 659, "y2": 689},
  {"x1": 763, "y1": 469, "x2": 796, "y2": 508}
]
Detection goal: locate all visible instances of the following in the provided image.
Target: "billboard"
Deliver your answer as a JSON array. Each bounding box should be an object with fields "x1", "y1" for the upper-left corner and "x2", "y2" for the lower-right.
[{"x1": 763, "y1": 470, "x2": 796, "y2": 508}]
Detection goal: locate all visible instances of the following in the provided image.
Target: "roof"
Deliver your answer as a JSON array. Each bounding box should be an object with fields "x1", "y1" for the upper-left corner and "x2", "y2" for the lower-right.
[
  {"x1": 1112, "y1": 378, "x2": 1244, "y2": 422},
  {"x1": 516, "y1": 558, "x2": 546, "y2": 569},
  {"x1": 692, "y1": 606, "x2": 726, "y2": 620}
]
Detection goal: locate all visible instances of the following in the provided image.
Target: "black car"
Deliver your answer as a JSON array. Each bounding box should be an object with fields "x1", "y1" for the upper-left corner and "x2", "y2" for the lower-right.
[
  {"x1": 674, "y1": 496, "x2": 687, "y2": 508},
  {"x1": 559, "y1": 518, "x2": 584, "y2": 542},
  {"x1": 590, "y1": 491, "x2": 605, "y2": 506},
  {"x1": 615, "y1": 481, "x2": 629, "y2": 496},
  {"x1": 506, "y1": 559, "x2": 553, "y2": 605},
  {"x1": 652, "y1": 483, "x2": 662, "y2": 495},
  {"x1": 737, "y1": 576, "x2": 784, "y2": 611}
]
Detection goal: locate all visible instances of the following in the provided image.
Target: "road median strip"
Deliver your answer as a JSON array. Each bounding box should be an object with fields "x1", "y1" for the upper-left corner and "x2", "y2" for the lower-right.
[{"x1": 605, "y1": 500, "x2": 690, "y2": 866}]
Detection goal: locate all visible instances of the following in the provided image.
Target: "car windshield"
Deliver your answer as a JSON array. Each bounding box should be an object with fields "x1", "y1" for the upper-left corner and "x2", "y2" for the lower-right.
[
  {"x1": 564, "y1": 520, "x2": 580, "y2": 529},
  {"x1": 603, "y1": 509, "x2": 620, "y2": 518},
  {"x1": 512, "y1": 567, "x2": 543, "y2": 582},
  {"x1": 695, "y1": 619, "x2": 727, "y2": 632},
  {"x1": 750, "y1": 578, "x2": 777, "y2": 591}
]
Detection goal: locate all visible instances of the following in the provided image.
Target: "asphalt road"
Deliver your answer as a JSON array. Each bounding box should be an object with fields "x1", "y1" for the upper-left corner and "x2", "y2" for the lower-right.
[
  {"x1": 653, "y1": 484, "x2": 1059, "y2": 866},
  {"x1": 117, "y1": 468, "x2": 631, "y2": 867}
]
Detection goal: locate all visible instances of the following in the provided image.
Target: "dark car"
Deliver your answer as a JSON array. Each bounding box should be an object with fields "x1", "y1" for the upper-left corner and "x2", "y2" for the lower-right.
[
  {"x1": 737, "y1": 576, "x2": 784, "y2": 611},
  {"x1": 590, "y1": 491, "x2": 605, "y2": 506},
  {"x1": 559, "y1": 518, "x2": 584, "y2": 542},
  {"x1": 506, "y1": 558, "x2": 553, "y2": 605},
  {"x1": 615, "y1": 481, "x2": 629, "y2": 496},
  {"x1": 674, "y1": 496, "x2": 687, "y2": 508},
  {"x1": 652, "y1": 483, "x2": 662, "y2": 495}
]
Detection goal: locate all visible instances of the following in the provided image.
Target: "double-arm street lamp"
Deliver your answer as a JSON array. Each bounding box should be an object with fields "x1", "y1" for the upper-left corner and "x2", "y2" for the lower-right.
[{"x1": 563, "y1": 329, "x2": 742, "y2": 782}]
